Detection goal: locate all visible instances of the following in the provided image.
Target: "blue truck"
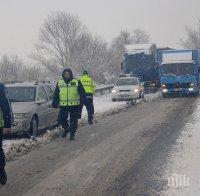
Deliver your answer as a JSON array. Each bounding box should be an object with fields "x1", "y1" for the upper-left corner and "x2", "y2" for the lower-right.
[
  {"x1": 159, "y1": 49, "x2": 200, "y2": 97},
  {"x1": 121, "y1": 44, "x2": 169, "y2": 92}
]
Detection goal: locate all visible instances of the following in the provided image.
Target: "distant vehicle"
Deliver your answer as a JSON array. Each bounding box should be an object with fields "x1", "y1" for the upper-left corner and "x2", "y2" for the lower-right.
[
  {"x1": 5, "y1": 81, "x2": 59, "y2": 137},
  {"x1": 120, "y1": 44, "x2": 171, "y2": 93},
  {"x1": 111, "y1": 74, "x2": 144, "y2": 101},
  {"x1": 120, "y1": 43, "x2": 158, "y2": 92},
  {"x1": 159, "y1": 49, "x2": 200, "y2": 97}
]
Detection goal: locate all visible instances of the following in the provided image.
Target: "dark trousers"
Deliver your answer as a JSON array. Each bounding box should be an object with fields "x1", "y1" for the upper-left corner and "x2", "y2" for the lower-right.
[
  {"x1": 59, "y1": 106, "x2": 79, "y2": 133},
  {"x1": 0, "y1": 128, "x2": 5, "y2": 169},
  {"x1": 78, "y1": 98, "x2": 94, "y2": 122}
]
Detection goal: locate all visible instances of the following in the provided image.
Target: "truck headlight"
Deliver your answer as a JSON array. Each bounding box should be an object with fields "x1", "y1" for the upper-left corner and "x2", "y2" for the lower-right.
[
  {"x1": 190, "y1": 83, "x2": 194, "y2": 87},
  {"x1": 112, "y1": 89, "x2": 117, "y2": 93},
  {"x1": 14, "y1": 113, "x2": 30, "y2": 119}
]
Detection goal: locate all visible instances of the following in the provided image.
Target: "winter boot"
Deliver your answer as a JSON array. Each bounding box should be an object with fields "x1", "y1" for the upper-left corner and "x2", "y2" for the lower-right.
[
  {"x1": 88, "y1": 119, "x2": 93, "y2": 124},
  {"x1": 61, "y1": 128, "x2": 69, "y2": 138},
  {"x1": 0, "y1": 168, "x2": 7, "y2": 185},
  {"x1": 70, "y1": 132, "x2": 75, "y2": 140}
]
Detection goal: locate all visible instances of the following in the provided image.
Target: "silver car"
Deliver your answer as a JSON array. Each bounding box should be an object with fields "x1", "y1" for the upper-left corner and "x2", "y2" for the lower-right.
[
  {"x1": 5, "y1": 81, "x2": 59, "y2": 137},
  {"x1": 111, "y1": 75, "x2": 144, "y2": 101}
]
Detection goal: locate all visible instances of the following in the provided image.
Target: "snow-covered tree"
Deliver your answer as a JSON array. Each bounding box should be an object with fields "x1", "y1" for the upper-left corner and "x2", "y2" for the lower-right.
[{"x1": 180, "y1": 19, "x2": 200, "y2": 49}]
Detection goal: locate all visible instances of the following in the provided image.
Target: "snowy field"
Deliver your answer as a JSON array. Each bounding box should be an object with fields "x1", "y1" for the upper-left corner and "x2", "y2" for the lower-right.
[{"x1": 3, "y1": 92, "x2": 160, "y2": 161}]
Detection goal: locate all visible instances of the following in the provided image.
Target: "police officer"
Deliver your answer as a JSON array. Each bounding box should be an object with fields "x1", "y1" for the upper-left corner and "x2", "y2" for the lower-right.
[
  {"x1": 52, "y1": 69, "x2": 86, "y2": 140},
  {"x1": 0, "y1": 83, "x2": 12, "y2": 185},
  {"x1": 78, "y1": 70, "x2": 96, "y2": 124}
]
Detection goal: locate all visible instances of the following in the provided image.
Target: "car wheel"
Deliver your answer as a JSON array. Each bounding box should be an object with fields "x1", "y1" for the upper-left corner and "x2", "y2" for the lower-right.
[
  {"x1": 112, "y1": 99, "x2": 116, "y2": 102},
  {"x1": 162, "y1": 94, "x2": 168, "y2": 98},
  {"x1": 28, "y1": 117, "x2": 38, "y2": 139}
]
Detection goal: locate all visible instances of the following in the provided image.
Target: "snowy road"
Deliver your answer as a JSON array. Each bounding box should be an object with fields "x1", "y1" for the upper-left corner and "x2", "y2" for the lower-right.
[
  {"x1": 3, "y1": 93, "x2": 158, "y2": 161},
  {"x1": 0, "y1": 94, "x2": 197, "y2": 196}
]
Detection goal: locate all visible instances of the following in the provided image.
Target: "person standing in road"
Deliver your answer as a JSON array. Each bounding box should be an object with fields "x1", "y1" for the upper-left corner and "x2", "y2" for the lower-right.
[
  {"x1": 78, "y1": 70, "x2": 96, "y2": 124},
  {"x1": 52, "y1": 69, "x2": 86, "y2": 140},
  {"x1": 0, "y1": 83, "x2": 12, "y2": 186}
]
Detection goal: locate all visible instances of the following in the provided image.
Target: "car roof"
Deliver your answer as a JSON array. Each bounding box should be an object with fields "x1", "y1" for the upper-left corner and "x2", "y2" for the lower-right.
[
  {"x1": 118, "y1": 76, "x2": 139, "y2": 80},
  {"x1": 5, "y1": 81, "x2": 56, "y2": 88}
]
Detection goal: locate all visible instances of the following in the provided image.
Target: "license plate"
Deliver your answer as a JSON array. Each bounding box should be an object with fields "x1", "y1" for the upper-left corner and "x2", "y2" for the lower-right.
[
  {"x1": 120, "y1": 94, "x2": 129, "y2": 97},
  {"x1": 174, "y1": 88, "x2": 181, "y2": 91}
]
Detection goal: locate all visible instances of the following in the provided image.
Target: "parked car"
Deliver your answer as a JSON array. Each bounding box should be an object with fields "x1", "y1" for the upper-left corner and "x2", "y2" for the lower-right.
[
  {"x1": 111, "y1": 75, "x2": 144, "y2": 101},
  {"x1": 5, "y1": 81, "x2": 59, "y2": 137}
]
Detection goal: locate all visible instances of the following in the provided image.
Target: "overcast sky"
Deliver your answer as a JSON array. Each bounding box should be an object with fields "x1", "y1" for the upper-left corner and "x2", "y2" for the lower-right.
[{"x1": 0, "y1": 0, "x2": 199, "y2": 63}]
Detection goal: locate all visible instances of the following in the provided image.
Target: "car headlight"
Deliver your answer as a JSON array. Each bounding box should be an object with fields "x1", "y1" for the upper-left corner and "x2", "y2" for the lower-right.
[
  {"x1": 14, "y1": 113, "x2": 30, "y2": 119},
  {"x1": 112, "y1": 89, "x2": 117, "y2": 93},
  {"x1": 161, "y1": 84, "x2": 166, "y2": 88},
  {"x1": 133, "y1": 89, "x2": 139, "y2": 92},
  {"x1": 162, "y1": 89, "x2": 168, "y2": 93}
]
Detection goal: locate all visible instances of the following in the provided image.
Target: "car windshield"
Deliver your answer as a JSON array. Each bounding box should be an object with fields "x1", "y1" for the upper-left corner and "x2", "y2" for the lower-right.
[
  {"x1": 7, "y1": 87, "x2": 36, "y2": 102},
  {"x1": 116, "y1": 78, "x2": 138, "y2": 86},
  {"x1": 162, "y1": 63, "x2": 194, "y2": 75}
]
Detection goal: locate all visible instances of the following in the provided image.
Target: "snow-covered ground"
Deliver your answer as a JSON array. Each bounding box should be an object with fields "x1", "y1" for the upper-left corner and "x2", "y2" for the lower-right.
[
  {"x1": 3, "y1": 92, "x2": 160, "y2": 161},
  {"x1": 161, "y1": 98, "x2": 200, "y2": 196}
]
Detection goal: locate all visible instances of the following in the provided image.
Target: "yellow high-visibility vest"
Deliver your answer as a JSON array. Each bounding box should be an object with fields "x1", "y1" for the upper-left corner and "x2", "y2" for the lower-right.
[
  {"x1": 57, "y1": 79, "x2": 80, "y2": 106},
  {"x1": 79, "y1": 75, "x2": 96, "y2": 94}
]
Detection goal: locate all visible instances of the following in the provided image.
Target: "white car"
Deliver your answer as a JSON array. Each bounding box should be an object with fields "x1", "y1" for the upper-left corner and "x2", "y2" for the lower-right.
[{"x1": 111, "y1": 76, "x2": 144, "y2": 101}]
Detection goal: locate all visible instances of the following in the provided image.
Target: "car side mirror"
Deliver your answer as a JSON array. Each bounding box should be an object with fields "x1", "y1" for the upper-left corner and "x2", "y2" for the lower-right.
[{"x1": 35, "y1": 99, "x2": 47, "y2": 105}]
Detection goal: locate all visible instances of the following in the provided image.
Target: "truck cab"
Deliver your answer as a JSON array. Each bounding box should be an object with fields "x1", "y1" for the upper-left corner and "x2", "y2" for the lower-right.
[{"x1": 160, "y1": 50, "x2": 200, "y2": 97}]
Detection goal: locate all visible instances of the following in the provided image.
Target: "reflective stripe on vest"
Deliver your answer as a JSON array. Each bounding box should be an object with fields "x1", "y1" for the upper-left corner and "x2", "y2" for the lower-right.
[
  {"x1": 0, "y1": 108, "x2": 4, "y2": 128},
  {"x1": 80, "y1": 75, "x2": 94, "y2": 94},
  {"x1": 58, "y1": 79, "x2": 80, "y2": 106}
]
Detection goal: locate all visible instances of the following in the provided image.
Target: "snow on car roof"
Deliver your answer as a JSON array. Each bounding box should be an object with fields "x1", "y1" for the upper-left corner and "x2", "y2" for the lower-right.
[{"x1": 5, "y1": 81, "x2": 55, "y2": 87}]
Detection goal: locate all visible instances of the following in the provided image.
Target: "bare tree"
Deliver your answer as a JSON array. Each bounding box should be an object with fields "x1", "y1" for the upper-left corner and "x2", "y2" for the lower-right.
[
  {"x1": 33, "y1": 11, "x2": 84, "y2": 71},
  {"x1": 72, "y1": 31, "x2": 109, "y2": 82},
  {"x1": 180, "y1": 19, "x2": 200, "y2": 49},
  {"x1": 132, "y1": 29, "x2": 150, "y2": 44},
  {"x1": 0, "y1": 55, "x2": 23, "y2": 82},
  {"x1": 108, "y1": 30, "x2": 133, "y2": 75}
]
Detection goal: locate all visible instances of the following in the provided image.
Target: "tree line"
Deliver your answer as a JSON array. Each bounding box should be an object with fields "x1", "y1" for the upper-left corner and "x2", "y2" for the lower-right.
[{"x1": 0, "y1": 11, "x2": 199, "y2": 84}]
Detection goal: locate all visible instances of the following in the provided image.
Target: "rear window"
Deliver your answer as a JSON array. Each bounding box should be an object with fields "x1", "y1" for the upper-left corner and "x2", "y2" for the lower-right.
[
  {"x1": 116, "y1": 78, "x2": 138, "y2": 86},
  {"x1": 7, "y1": 87, "x2": 36, "y2": 102}
]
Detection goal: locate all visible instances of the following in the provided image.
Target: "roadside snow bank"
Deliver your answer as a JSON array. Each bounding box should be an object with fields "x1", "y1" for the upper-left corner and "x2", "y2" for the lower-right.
[{"x1": 3, "y1": 92, "x2": 160, "y2": 161}]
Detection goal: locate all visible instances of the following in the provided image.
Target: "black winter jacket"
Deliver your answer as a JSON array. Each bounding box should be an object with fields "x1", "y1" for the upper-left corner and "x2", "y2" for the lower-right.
[{"x1": 0, "y1": 83, "x2": 13, "y2": 128}]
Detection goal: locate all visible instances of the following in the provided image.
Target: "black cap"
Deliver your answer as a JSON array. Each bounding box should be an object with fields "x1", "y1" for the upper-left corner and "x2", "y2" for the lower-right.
[{"x1": 83, "y1": 70, "x2": 88, "y2": 75}]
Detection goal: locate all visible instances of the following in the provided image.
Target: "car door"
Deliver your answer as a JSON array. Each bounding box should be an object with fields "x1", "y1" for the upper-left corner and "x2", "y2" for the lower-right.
[
  {"x1": 36, "y1": 86, "x2": 50, "y2": 128},
  {"x1": 44, "y1": 85, "x2": 59, "y2": 126}
]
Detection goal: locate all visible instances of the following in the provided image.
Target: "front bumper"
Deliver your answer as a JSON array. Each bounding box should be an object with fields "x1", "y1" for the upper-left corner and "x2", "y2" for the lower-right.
[
  {"x1": 111, "y1": 91, "x2": 140, "y2": 100},
  {"x1": 4, "y1": 119, "x2": 30, "y2": 134},
  {"x1": 161, "y1": 87, "x2": 199, "y2": 95}
]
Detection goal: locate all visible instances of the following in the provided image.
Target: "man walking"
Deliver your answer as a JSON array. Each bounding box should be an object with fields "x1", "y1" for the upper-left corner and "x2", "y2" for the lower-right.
[
  {"x1": 0, "y1": 83, "x2": 12, "y2": 185},
  {"x1": 78, "y1": 71, "x2": 96, "y2": 124},
  {"x1": 52, "y1": 69, "x2": 86, "y2": 140}
]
